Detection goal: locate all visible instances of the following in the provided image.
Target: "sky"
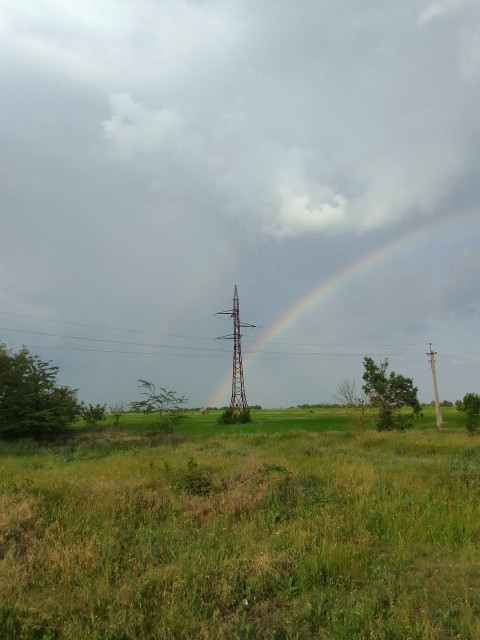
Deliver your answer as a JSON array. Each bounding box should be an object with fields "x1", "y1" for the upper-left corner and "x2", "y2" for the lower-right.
[{"x1": 1, "y1": 0, "x2": 479, "y2": 409}]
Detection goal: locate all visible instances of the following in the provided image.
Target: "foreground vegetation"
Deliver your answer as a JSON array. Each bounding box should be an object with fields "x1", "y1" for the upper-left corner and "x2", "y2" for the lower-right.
[{"x1": 1, "y1": 408, "x2": 479, "y2": 639}]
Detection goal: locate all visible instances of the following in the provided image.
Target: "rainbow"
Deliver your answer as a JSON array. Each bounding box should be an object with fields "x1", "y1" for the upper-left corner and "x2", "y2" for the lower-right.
[{"x1": 207, "y1": 212, "x2": 478, "y2": 407}]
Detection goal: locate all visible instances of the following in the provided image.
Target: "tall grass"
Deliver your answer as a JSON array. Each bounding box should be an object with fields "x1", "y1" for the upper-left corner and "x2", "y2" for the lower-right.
[{"x1": 1, "y1": 408, "x2": 478, "y2": 638}]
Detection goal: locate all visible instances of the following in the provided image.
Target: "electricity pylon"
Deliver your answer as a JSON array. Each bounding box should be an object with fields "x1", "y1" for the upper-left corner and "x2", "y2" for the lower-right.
[
  {"x1": 217, "y1": 285, "x2": 255, "y2": 415},
  {"x1": 428, "y1": 343, "x2": 443, "y2": 430}
]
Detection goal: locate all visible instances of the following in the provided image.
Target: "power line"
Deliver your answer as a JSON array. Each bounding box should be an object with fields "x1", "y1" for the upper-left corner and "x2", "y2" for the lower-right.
[
  {"x1": 243, "y1": 338, "x2": 427, "y2": 347},
  {"x1": 437, "y1": 355, "x2": 480, "y2": 365},
  {"x1": 1, "y1": 326, "x2": 431, "y2": 357},
  {"x1": 11, "y1": 344, "x2": 232, "y2": 359},
  {"x1": 3, "y1": 313, "x2": 479, "y2": 368},
  {"x1": 0, "y1": 326, "x2": 229, "y2": 354},
  {"x1": 4, "y1": 340, "x2": 429, "y2": 365},
  {"x1": 2, "y1": 310, "x2": 479, "y2": 355},
  {"x1": 435, "y1": 344, "x2": 480, "y2": 355},
  {"x1": 0, "y1": 311, "x2": 214, "y2": 341},
  {"x1": 1, "y1": 326, "x2": 433, "y2": 362},
  {"x1": 2, "y1": 327, "x2": 429, "y2": 358}
]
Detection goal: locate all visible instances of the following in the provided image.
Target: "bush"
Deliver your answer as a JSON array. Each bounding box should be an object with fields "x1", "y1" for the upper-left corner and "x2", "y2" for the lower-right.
[
  {"x1": 109, "y1": 401, "x2": 127, "y2": 427},
  {"x1": 172, "y1": 457, "x2": 212, "y2": 496},
  {"x1": 218, "y1": 407, "x2": 252, "y2": 424},
  {"x1": 460, "y1": 393, "x2": 480, "y2": 434},
  {"x1": 237, "y1": 408, "x2": 252, "y2": 423},
  {"x1": 218, "y1": 408, "x2": 235, "y2": 424},
  {"x1": 80, "y1": 403, "x2": 107, "y2": 426}
]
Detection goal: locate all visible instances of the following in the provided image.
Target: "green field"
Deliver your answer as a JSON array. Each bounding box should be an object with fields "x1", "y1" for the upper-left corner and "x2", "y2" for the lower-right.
[
  {"x1": 1, "y1": 407, "x2": 479, "y2": 639},
  {"x1": 92, "y1": 405, "x2": 465, "y2": 436}
]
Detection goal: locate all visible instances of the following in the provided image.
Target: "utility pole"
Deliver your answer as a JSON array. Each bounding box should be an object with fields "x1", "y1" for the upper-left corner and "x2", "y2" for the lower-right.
[
  {"x1": 428, "y1": 343, "x2": 443, "y2": 430},
  {"x1": 217, "y1": 285, "x2": 255, "y2": 416}
]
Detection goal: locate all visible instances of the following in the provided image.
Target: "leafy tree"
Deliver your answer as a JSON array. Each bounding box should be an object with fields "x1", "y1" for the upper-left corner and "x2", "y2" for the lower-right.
[
  {"x1": 335, "y1": 379, "x2": 368, "y2": 433},
  {"x1": 459, "y1": 393, "x2": 480, "y2": 434},
  {"x1": 80, "y1": 403, "x2": 106, "y2": 426},
  {"x1": 362, "y1": 357, "x2": 420, "y2": 431},
  {"x1": 130, "y1": 380, "x2": 187, "y2": 429},
  {"x1": 0, "y1": 343, "x2": 79, "y2": 439},
  {"x1": 109, "y1": 401, "x2": 127, "y2": 427}
]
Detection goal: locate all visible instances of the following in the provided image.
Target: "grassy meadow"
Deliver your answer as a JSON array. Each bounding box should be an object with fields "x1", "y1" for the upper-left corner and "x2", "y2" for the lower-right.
[{"x1": 1, "y1": 407, "x2": 480, "y2": 639}]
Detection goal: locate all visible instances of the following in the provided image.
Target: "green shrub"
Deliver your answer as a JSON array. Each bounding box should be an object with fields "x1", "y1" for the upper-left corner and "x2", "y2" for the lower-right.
[
  {"x1": 218, "y1": 408, "x2": 252, "y2": 425},
  {"x1": 237, "y1": 408, "x2": 252, "y2": 424},
  {"x1": 173, "y1": 457, "x2": 212, "y2": 496},
  {"x1": 218, "y1": 408, "x2": 236, "y2": 424},
  {"x1": 80, "y1": 403, "x2": 106, "y2": 426},
  {"x1": 460, "y1": 393, "x2": 480, "y2": 434}
]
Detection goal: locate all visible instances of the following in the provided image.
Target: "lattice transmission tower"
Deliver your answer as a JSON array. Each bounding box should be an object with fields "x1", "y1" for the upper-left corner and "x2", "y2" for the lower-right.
[{"x1": 217, "y1": 285, "x2": 255, "y2": 414}]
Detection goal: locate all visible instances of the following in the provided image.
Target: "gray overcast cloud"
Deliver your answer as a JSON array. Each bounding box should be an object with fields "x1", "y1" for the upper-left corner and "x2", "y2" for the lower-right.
[{"x1": 1, "y1": 0, "x2": 479, "y2": 408}]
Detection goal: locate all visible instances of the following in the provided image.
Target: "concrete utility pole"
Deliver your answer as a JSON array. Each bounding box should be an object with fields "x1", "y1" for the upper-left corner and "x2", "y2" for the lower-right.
[{"x1": 428, "y1": 343, "x2": 443, "y2": 430}]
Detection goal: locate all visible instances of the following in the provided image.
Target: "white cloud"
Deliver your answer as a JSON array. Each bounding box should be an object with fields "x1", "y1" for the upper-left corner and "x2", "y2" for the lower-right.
[
  {"x1": 458, "y1": 28, "x2": 480, "y2": 81},
  {"x1": 418, "y1": 0, "x2": 480, "y2": 81},
  {"x1": 104, "y1": 93, "x2": 187, "y2": 160},
  {"x1": 0, "y1": 0, "x2": 245, "y2": 90},
  {"x1": 418, "y1": 2, "x2": 450, "y2": 25},
  {"x1": 354, "y1": 136, "x2": 467, "y2": 231},
  {"x1": 265, "y1": 190, "x2": 347, "y2": 238},
  {"x1": 103, "y1": 95, "x2": 350, "y2": 237},
  {"x1": 102, "y1": 82, "x2": 476, "y2": 239},
  {"x1": 417, "y1": 0, "x2": 478, "y2": 25}
]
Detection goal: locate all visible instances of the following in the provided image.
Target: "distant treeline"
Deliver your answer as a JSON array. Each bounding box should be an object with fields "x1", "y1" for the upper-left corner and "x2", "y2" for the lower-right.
[
  {"x1": 296, "y1": 403, "x2": 343, "y2": 409},
  {"x1": 128, "y1": 405, "x2": 263, "y2": 413},
  {"x1": 295, "y1": 401, "x2": 458, "y2": 410},
  {"x1": 126, "y1": 401, "x2": 459, "y2": 413},
  {"x1": 421, "y1": 400, "x2": 455, "y2": 408}
]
